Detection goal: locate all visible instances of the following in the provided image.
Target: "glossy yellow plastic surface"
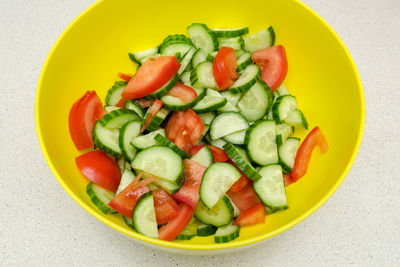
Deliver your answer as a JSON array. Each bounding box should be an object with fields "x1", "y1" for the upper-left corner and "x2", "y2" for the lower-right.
[{"x1": 35, "y1": 0, "x2": 365, "y2": 253}]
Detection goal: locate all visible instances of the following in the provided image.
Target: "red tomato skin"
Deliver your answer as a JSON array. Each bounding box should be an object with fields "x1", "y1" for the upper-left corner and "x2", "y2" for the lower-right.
[
  {"x1": 190, "y1": 145, "x2": 229, "y2": 162},
  {"x1": 166, "y1": 83, "x2": 198, "y2": 103},
  {"x1": 153, "y1": 189, "x2": 180, "y2": 225},
  {"x1": 122, "y1": 56, "x2": 180, "y2": 99},
  {"x1": 75, "y1": 150, "x2": 121, "y2": 192},
  {"x1": 172, "y1": 159, "x2": 206, "y2": 209},
  {"x1": 158, "y1": 203, "x2": 195, "y2": 241},
  {"x1": 226, "y1": 160, "x2": 250, "y2": 192},
  {"x1": 141, "y1": 99, "x2": 163, "y2": 132},
  {"x1": 118, "y1": 72, "x2": 133, "y2": 82},
  {"x1": 69, "y1": 91, "x2": 105, "y2": 150},
  {"x1": 291, "y1": 127, "x2": 329, "y2": 182},
  {"x1": 213, "y1": 47, "x2": 239, "y2": 90},
  {"x1": 108, "y1": 185, "x2": 149, "y2": 218},
  {"x1": 235, "y1": 203, "x2": 266, "y2": 226},
  {"x1": 251, "y1": 45, "x2": 288, "y2": 91},
  {"x1": 283, "y1": 174, "x2": 294, "y2": 186},
  {"x1": 227, "y1": 183, "x2": 261, "y2": 213}
]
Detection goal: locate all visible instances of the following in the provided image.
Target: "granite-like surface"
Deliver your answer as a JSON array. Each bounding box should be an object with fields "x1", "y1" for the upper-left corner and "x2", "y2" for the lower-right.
[{"x1": 1, "y1": 0, "x2": 399, "y2": 265}]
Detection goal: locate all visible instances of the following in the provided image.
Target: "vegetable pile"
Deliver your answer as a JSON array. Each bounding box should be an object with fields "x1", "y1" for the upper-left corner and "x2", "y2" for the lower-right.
[{"x1": 69, "y1": 23, "x2": 328, "y2": 243}]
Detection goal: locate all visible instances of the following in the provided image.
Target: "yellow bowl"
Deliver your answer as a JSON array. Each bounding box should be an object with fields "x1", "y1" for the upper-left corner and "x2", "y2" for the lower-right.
[{"x1": 35, "y1": 0, "x2": 365, "y2": 254}]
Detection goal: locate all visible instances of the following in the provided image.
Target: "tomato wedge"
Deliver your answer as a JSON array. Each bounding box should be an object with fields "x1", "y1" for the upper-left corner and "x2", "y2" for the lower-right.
[
  {"x1": 69, "y1": 91, "x2": 105, "y2": 150},
  {"x1": 213, "y1": 47, "x2": 239, "y2": 90},
  {"x1": 227, "y1": 183, "x2": 260, "y2": 213},
  {"x1": 136, "y1": 98, "x2": 154, "y2": 108},
  {"x1": 108, "y1": 174, "x2": 155, "y2": 218},
  {"x1": 190, "y1": 145, "x2": 230, "y2": 162},
  {"x1": 118, "y1": 72, "x2": 133, "y2": 82},
  {"x1": 226, "y1": 160, "x2": 250, "y2": 192},
  {"x1": 173, "y1": 159, "x2": 206, "y2": 209},
  {"x1": 283, "y1": 174, "x2": 294, "y2": 187},
  {"x1": 153, "y1": 188, "x2": 180, "y2": 225},
  {"x1": 165, "y1": 82, "x2": 197, "y2": 103},
  {"x1": 291, "y1": 127, "x2": 329, "y2": 182},
  {"x1": 158, "y1": 203, "x2": 195, "y2": 241},
  {"x1": 165, "y1": 110, "x2": 204, "y2": 152},
  {"x1": 235, "y1": 203, "x2": 266, "y2": 226},
  {"x1": 141, "y1": 99, "x2": 163, "y2": 132},
  {"x1": 251, "y1": 45, "x2": 288, "y2": 91},
  {"x1": 122, "y1": 56, "x2": 180, "y2": 99},
  {"x1": 75, "y1": 150, "x2": 121, "y2": 192}
]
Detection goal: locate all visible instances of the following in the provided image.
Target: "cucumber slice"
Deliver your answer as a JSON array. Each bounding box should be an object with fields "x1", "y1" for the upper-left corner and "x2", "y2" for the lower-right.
[
  {"x1": 160, "y1": 35, "x2": 193, "y2": 57},
  {"x1": 145, "y1": 108, "x2": 170, "y2": 132},
  {"x1": 225, "y1": 195, "x2": 241, "y2": 217},
  {"x1": 129, "y1": 46, "x2": 159, "y2": 64},
  {"x1": 254, "y1": 164, "x2": 288, "y2": 212},
  {"x1": 131, "y1": 128, "x2": 165, "y2": 150},
  {"x1": 236, "y1": 51, "x2": 252, "y2": 72},
  {"x1": 198, "y1": 112, "x2": 216, "y2": 125},
  {"x1": 145, "y1": 74, "x2": 179, "y2": 99},
  {"x1": 272, "y1": 95, "x2": 298, "y2": 123},
  {"x1": 124, "y1": 99, "x2": 145, "y2": 119},
  {"x1": 200, "y1": 162, "x2": 242, "y2": 208},
  {"x1": 275, "y1": 123, "x2": 294, "y2": 145},
  {"x1": 237, "y1": 146, "x2": 251, "y2": 163},
  {"x1": 161, "y1": 88, "x2": 206, "y2": 111},
  {"x1": 123, "y1": 215, "x2": 135, "y2": 230},
  {"x1": 86, "y1": 182, "x2": 115, "y2": 214},
  {"x1": 207, "y1": 51, "x2": 218, "y2": 62},
  {"x1": 192, "y1": 89, "x2": 227, "y2": 113},
  {"x1": 119, "y1": 120, "x2": 141, "y2": 162},
  {"x1": 156, "y1": 178, "x2": 183, "y2": 194},
  {"x1": 191, "y1": 61, "x2": 218, "y2": 89},
  {"x1": 175, "y1": 229, "x2": 196, "y2": 240},
  {"x1": 223, "y1": 143, "x2": 261, "y2": 181},
  {"x1": 214, "y1": 222, "x2": 240, "y2": 243},
  {"x1": 191, "y1": 49, "x2": 208, "y2": 68},
  {"x1": 223, "y1": 129, "x2": 246, "y2": 145},
  {"x1": 117, "y1": 156, "x2": 127, "y2": 173},
  {"x1": 138, "y1": 54, "x2": 161, "y2": 65},
  {"x1": 276, "y1": 84, "x2": 290, "y2": 96},
  {"x1": 99, "y1": 109, "x2": 140, "y2": 129},
  {"x1": 218, "y1": 101, "x2": 238, "y2": 113},
  {"x1": 229, "y1": 64, "x2": 260, "y2": 94},
  {"x1": 284, "y1": 109, "x2": 308, "y2": 129},
  {"x1": 179, "y1": 71, "x2": 192, "y2": 85},
  {"x1": 209, "y1": 112, "x2": 248, "y2": 140},
  {"x1": 178, "y1": 47, "x2": 198, "y2": 75},
  {"x1": 237, "y1": 81, "x2": 272, "y2": 121},
  {"x1": 212, "y1": 27, "x2": 249, "y2": 38},
  {"x1": 104, "y1": 106, "x2": 120, "y2": 113},
  {"x1": 191, "y1": 146, "x2": 213, "y2": 167},
  {"x1": 278, "y1": 137, "x2": 300, "y2": 173},
  {"x1": 131, "y1": 146, "x2": 183, "y2": 184},
  {"x1": 210, "y1": 138, "x2": 227, "y2": 149},
  {"x1": 187, "y1": 23, "x2": 218, "y2": 53},
  {"x1": 195, "y1": 195, "x2": 233, "y2": 227},
  {"x1": 220, "y1": 90, "x2": 241, "y2": 106},
  {"x1": 105, "y1": 81, "x2": 127, "y2": 106},
  {"x1": 160, "y1": 34, "x2": 192, "y2": 48},
  {"x1": 116, "y1": 169, "x2": 136, "y2": 195},
  {"x1": 244, "y1": 26, "x2": 275, "y2": 52},
  {"x1": 245, "y1": 120, "x2": 279, "y2": 166},
  {"x1": 197, "y1": 223, "x2": 217, "y2": 236},
  {"x1": 154, "y1": 134, "x2": 188, "y2": 158},
  {"x1": 218, "y1": 36, "x2": 244, "y2": 50},
  {"x1": 93, "y1": 121, "x2": 121, "y2": 157},
  {"x1": 132, "y1": 192, "x2": 158, "y2": 238}
]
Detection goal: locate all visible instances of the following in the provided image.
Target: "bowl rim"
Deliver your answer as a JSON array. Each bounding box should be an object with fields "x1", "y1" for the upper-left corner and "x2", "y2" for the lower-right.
[{"x1": 35, "y1": 0, "x2": 365, "y2": 251}]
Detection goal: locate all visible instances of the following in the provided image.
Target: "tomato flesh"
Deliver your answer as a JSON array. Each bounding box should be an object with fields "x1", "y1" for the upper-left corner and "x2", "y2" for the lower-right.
[
  {"x1": 136, "y1": 98, "x2": 154, "y2": 108},
  {"x1": 227, "y1": 183, "x2": 260, "y2": 213},
  {"x1": 158, "y1": 203, "x2": 195, "y2": 241},
  {"x1": 166, "y1": 83, "x2": 197, "y2": 103},
  {"x1": 75, "y1": 150, "x2": 121, "y2": 192},
  {"x1": 165, "y1": 110, "x2": 204, "y2": 153},
  {"x1": 235, "y1": 203, "x2": 266, "y2": 226},
  {"x1": 153, "y1": 188, "x2": 180, "y2": 225},
  {"x1": 122, "y1": 56, "x2": 180, "y2": 99},
  {"x1": 291, "y1": 127, "x2": 329, "y2": 182},
  {"x1": 69, "y1": 91, "x2": 105, "y2": 150},
  {"x1": 251, "y1": 45, "x2": 288, "y2": 91},
  {"x1": 141, "y1": 99, "x2": 163, "y2": 132},
  {"x1": 213, "y1": 47, "x2": 239, "y2": 90},
  {"x1": 173, "y1": 159, "x2": 206, "y2": 209},
  {"x1": 118, "y1": 72, "x2": 133, "y2": 82}
]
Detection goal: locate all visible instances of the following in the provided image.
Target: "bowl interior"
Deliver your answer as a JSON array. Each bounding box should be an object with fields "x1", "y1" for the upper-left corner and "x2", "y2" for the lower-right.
[{"x1": 36, "y1": 0, "x2": 364, "y2": 251}]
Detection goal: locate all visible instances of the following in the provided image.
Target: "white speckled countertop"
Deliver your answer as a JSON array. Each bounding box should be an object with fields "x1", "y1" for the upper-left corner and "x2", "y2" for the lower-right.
[{"x1": 1, "y1": 0, "x2": 399, "y2": 265}]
